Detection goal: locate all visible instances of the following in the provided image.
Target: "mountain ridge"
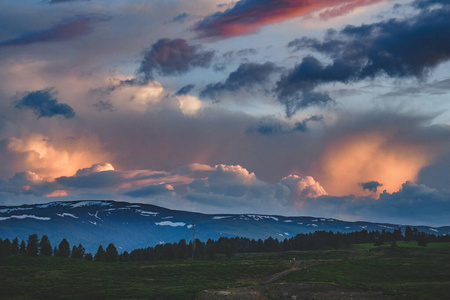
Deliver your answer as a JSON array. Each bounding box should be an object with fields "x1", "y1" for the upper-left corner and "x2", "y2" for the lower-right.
[{"x1": 1, "y1": 200, "x2": 448, "y2": 253}]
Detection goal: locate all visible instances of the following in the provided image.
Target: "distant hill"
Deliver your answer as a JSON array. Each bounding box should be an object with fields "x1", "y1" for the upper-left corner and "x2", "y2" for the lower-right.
[{"x1": 1, "y1": 200, "x2": 448, "y2": 253}]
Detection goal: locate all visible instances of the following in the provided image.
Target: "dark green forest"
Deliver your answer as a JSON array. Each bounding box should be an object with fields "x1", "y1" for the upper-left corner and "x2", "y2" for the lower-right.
[{"x1": 1, "y1": 227, "x2": 448, "y2": 263}]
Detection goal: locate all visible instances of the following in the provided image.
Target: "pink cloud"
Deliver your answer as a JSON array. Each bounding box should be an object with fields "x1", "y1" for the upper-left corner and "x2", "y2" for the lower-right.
[{"x1": 195, "y1": 0, "x2": 389, "y2": 38}]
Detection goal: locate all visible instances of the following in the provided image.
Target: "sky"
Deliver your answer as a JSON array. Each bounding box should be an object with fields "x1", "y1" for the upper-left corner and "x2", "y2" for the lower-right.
[{"x1": 0, "y1": 0, "x2": 450, "y2": 226}]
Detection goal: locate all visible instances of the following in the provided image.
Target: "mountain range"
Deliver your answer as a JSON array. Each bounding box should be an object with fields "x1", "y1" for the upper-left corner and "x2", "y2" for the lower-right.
[{"x1": 1, "y1": 200, "x2": 448, "y2": 253}]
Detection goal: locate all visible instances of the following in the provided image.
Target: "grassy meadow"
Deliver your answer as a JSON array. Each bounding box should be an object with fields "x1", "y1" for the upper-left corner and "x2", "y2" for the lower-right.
[{"x1": 0, "y1": 242, "x2": 449, "y2": 299}]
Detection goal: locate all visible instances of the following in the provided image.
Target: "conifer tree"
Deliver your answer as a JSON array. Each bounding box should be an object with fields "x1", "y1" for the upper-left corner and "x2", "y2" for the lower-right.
[
  {"x1": 418, "y1": 232, "x2": 427, "y2": 247},
  {"x1": 94, "y1": 245, "x2": 106, "y2": 262},
  {"x1": 2, "y1": 238, "x2": 11, "y2": 256},
  {"x1": 58, "y1": 239, "x2": 71, "y2": 257},
  {"x1": 77, "y1": 244, "x2": 85, "y2": 258},
  {"x1": 19, "y1": 241, "x2": 27, "y2": 255},
  {"x1": 71, "y1": 246, "x2": 78, "y2": 258},
  {"x1": 105, "y1": 243, "x2": 119, "y2": 262},
  {"x1": 11, "y1": 237, "x2": 19, "y2": 255},
  {"x1": 40, "y1": 235, "x2": 52, "y2": 256},
  {"x1": 27, "y1": 234, "x2": 39, "y2": 256}
]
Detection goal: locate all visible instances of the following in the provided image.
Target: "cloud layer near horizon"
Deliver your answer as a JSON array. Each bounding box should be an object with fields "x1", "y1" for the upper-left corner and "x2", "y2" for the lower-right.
[{"x1": 1, "y1": 162, "x2": 449, "y2": 226}]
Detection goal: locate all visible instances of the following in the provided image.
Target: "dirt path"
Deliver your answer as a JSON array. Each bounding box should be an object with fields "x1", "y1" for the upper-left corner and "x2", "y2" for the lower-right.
[
  {"x1": 198, "y1": 261, "x2": 394, "y2": 300},
  {"x1": 263, "y1": 261, "x2": 303, "y2": 283}
]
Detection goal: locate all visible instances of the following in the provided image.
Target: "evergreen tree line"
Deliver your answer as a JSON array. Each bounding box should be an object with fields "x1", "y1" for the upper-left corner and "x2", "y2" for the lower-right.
[{"x1": 1, "y1": 227, "x2": 449, "y2": 262}]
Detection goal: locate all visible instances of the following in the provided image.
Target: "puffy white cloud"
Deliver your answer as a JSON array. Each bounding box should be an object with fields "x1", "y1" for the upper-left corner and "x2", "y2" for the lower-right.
[
  {"x1": 280, "y1": 175, "x2": 327, "y2": 204},
  {"x1": 176, "y1": 94, "x2": 202, "y2": 115}
]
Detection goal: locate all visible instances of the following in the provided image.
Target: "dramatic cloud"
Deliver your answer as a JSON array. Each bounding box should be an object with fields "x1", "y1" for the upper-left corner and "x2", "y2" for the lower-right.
[
  {"x1": 200, "y1": 62, "x2": 281, "y2": 101},
  {"x1": 279, "y1": 2, "x2": 450, "y2": 115},
  {"x1": 1, "y1": 0, "x2": 450, "y2": 227},
  {"x1": 195, "y1": 0, "x2": 388, "y2": 39},
  {"x1": 3, "y1": 134, "x2": 109, "y2": 181},
  {"x1": 359, "y1": 181, "x2": 383, "y2": 193},
  {"x1": 15, "y1": 88, "x2": 75, "y2": 119},
  {"x1": 139, "y1": 39, "x2": 215, "y2": 80},
  {"x1": 317, "y1": 114, "x2": 438, "y2": 196},
  {"x1": 0, "y1": 15, "x2": 109, "y2": 47}
]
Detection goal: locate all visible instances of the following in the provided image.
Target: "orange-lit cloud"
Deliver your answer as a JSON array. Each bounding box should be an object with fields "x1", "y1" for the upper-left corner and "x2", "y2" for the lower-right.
[
  {"x1": 6, "y1": 134, "x2": 110, "y2": 181},
  {"x1": 318, "y1": 132, "x2": 431, "y2": 196},
  {"x1": 46, "y1": 190, "x2": 68, "y2": 197},
  {"x1": 280, "y1": 175, "x2": 327, "y2": 207},
  {"x1": 195, "y1": 0, "x2": 389, "y2": 38}
]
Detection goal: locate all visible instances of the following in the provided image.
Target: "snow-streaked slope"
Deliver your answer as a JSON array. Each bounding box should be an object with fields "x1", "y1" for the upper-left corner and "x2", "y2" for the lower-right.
[{"x1": 0, "y1": 200, "x2": 448, "y2": 253}]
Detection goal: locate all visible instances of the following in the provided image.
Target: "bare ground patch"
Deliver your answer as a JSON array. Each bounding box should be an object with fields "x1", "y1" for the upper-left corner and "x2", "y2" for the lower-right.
[{"x1": 197, "y1": 282, "x2": 394, "y2": 300}]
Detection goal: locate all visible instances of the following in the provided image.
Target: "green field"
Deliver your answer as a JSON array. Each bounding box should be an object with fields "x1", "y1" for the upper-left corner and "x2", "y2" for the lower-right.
[{"x1": 1, "y1": 243, "x2": 449, "y2": 299}]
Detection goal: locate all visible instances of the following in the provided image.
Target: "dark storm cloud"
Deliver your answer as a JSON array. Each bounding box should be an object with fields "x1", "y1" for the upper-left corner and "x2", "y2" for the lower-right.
[
  {"x1": 250, "y1": 115, "x2": 323, "y2": 136},
  {"x1": 123, "y1": 184, "x2": 174, "y2": 198},
  {"x1": 278, "y1": 2, "x2": 450, "y2": 115},
  {"x1": 56, "y1": 171, "x2": 122, "y2": 189},
  {"x1": 139, "y1": 39, "x2": 215, "y2": 80},
  {"x1": 16, "y1": 88, "x2": 75, "y2": 119},
  {"x1": 0, "y1": 15, "x2": 109, "y2": 47},
  {"x1": 56, "y1": 169, "x2": 167, "y2": 189},
  {"x1": 200, "y1": 62, "x2": 281, "y2": 101},
  {"x1": 0, "y1": 172, "x2": 58, "y2": 197},
  {"x1": 359, "y1": 181, "x2": 383, "y2": 192},
  {"x1": 176, "y1": 84, "x2": 196, "y2": 95}
]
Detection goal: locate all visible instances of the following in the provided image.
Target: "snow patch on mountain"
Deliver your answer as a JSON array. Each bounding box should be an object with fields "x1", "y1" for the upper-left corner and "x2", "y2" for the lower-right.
[
  {"x1": 155, "y1": 221, "x2": 186, "y2": 227},
  {"x1": 0, "y1": 207, "x2": 32, "y2": 213},
  {"x1": 0, "y1": 215, "x2": 51, "y2": 221},
  {"x1": 247, "y1": 215, "x2": 279, "y2": 221},
  {"x1": 37, "y1": 202, "x2": 69, "y2": 209},
  {"x1": 88, "y1": 211, "x2": 102, "y2": 220},
  {"x1": 71, "y1": 201, "x2": 111, "y2": 208},
  {"x1": 136, "y1": 210, "x2": 158, "y2": 216},
  {"x1": 57, "y1": 213, "x2": 78, "y2": 219},
  {"x1": 212, "y1": 216, "x2": 232, "y2": 220}
]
